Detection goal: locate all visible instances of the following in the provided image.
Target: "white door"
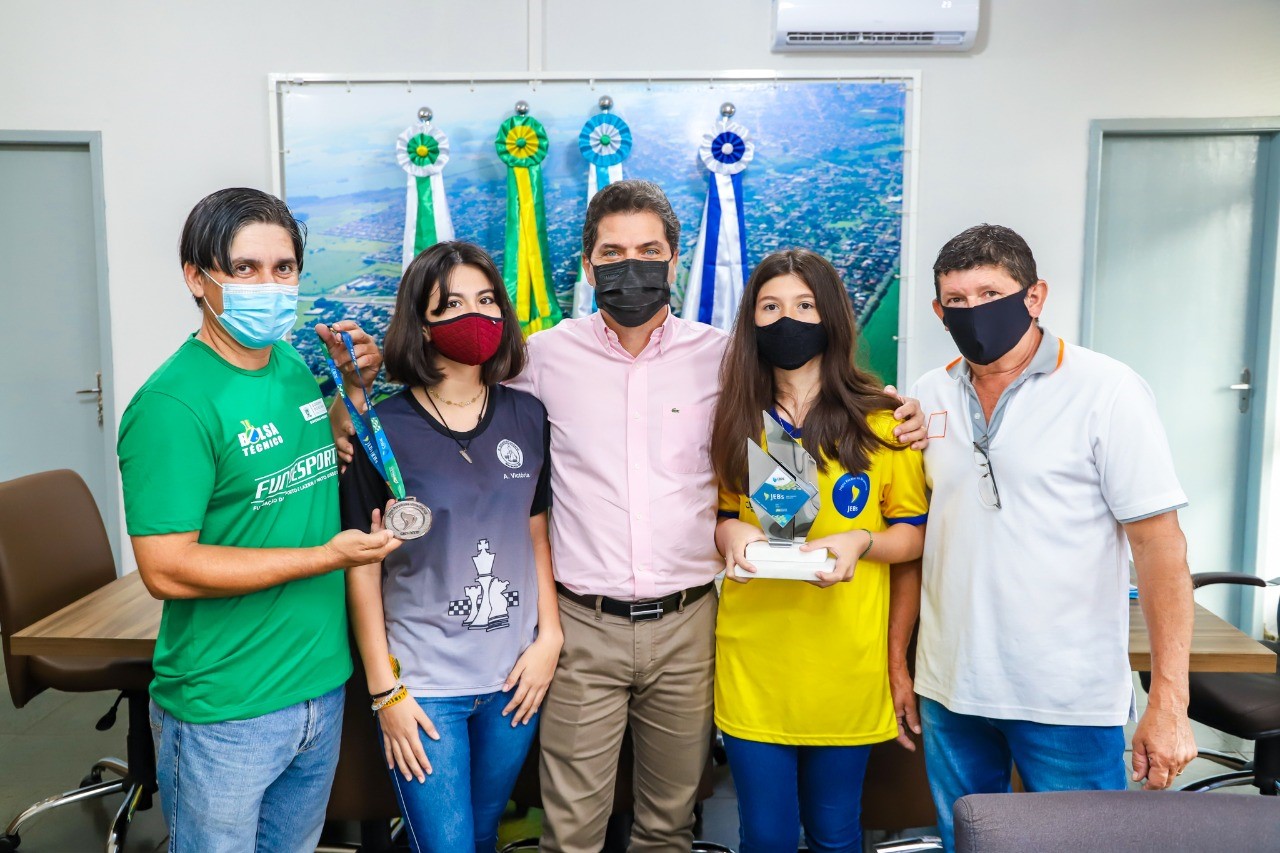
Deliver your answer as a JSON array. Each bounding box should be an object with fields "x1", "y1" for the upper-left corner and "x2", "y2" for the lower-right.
[
  {"x1": 0, "y1": 137, "x2": 117, "y2": 555},
  {"x1": 1088, "y1": 131, "x2": 1272, "y2": 627}
]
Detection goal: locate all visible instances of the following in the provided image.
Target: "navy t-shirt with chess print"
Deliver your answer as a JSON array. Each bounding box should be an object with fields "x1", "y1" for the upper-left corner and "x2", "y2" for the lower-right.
[{"x1": 340, "y1": 384, "x2": 550, "y2": 697}]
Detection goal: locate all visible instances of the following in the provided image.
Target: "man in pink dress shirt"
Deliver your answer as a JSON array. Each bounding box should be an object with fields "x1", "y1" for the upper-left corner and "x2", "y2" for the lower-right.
[
  {"x1": 508, "y1": 180, "x2": 726, "y2": 853},
  {"x1": 508, "y1": 180, "x2": 925, "y2": 853}
]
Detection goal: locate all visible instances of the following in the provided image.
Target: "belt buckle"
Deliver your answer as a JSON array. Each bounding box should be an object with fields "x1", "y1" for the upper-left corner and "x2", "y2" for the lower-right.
[{"x1": 628, "y1": 600, "x2": 665, "y2": 622}]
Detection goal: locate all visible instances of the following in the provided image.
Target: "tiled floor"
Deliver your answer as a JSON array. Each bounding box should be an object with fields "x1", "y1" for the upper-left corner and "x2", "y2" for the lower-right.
[{"x1": 0, "y1": 666, "x2": 1262, "y2": 852}]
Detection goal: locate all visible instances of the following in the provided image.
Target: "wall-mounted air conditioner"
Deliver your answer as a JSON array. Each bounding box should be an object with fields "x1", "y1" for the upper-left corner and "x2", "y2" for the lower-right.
[{"x1": 773, "y1": 0, "x2": 981, "y2": 52}]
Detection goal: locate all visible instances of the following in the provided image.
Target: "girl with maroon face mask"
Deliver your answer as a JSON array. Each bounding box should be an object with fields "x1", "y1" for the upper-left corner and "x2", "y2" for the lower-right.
[{"x1": 339, "y1": 241, "x2": 561, "y2": 853}]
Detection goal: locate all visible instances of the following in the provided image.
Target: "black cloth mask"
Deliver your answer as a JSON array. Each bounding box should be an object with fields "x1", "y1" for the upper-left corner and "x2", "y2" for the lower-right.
[
  {"x1": 755, "y1": 317, "x2": 829, "y2": 371},
  {"x1": 592, "y1": 259, "x2": 671, "y2": 327},
  {"x1": 941, "y1": 290, "x2": 1034, "y2": 365}
]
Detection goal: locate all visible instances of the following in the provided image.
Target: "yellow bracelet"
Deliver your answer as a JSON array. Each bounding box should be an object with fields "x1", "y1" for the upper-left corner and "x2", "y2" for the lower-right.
[
  {"x1": 371, "y1": 685, "x2": 408, "y2": 713},
  {"x1": 378, "y1": 690, "x2": 407, "y2": 712}
]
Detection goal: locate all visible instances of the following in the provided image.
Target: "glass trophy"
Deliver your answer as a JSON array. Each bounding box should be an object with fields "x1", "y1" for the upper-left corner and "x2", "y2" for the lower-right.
[{"x1": 737, "y1": 411, "x2": 836, "y2": 580}]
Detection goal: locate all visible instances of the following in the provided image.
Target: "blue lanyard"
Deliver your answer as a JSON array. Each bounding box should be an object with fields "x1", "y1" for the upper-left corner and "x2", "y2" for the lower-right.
[{"x1": 321, "y1": 332, "x2": 406, "y2": 500}]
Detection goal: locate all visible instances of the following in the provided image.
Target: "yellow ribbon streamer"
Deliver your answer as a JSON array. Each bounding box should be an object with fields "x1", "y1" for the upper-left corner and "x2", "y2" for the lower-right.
[{"x1": 514, "y1": 168, "x2": 553, "y2": 335}]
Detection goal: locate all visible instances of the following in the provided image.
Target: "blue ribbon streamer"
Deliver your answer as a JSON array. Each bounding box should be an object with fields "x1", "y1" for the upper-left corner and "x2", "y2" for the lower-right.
[{"x1": 698, "y1": 172, "x2": 722, "y2": 325}]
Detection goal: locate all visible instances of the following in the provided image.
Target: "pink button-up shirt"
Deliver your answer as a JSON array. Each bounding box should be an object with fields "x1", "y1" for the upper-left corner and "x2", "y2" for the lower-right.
[{"x1": 508, "y1": 310, "x2": 727, "y2": 599}]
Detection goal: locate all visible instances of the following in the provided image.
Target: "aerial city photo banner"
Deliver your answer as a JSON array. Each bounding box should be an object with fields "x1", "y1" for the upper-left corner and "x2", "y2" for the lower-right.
[{"x1": 274, "y1": 74, "x2": 911, "y2": 393}]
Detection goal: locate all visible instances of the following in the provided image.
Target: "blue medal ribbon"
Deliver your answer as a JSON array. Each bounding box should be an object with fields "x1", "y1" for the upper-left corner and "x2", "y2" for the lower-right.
[{"x1": 321, "y1": 331, "x2": 407, "y2": 500}]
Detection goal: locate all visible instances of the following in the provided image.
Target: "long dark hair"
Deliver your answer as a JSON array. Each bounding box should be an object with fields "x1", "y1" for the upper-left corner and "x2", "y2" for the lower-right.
[
  {"x1": 384, "y1": 241, "x2": 526, "y2": 387},
  {"x1": 710, "y1": 249, "x2": 899, "y2": 494}
]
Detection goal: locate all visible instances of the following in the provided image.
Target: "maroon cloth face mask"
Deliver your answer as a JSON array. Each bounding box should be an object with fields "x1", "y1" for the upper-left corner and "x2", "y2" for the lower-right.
[{"x1": 427, "y1": 313, "x2": 504, "y2": 365}]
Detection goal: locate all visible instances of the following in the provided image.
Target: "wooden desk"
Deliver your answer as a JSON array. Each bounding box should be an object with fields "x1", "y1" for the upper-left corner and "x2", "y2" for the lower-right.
[
  {"x1": 11, "y1": 570, "x2": 160, "y2": 657},
  {"x1": 12, "y1": 573, "x2": 1277, "y2": 676},
  {"x1": 1129, "y1": 600, "x2": 1276, "y2": 673}
]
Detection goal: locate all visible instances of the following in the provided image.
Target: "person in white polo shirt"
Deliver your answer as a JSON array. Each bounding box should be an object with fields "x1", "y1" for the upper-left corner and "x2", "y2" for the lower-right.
[{"x1": 906, "y1": 224, "x2": 1197, "y2": 851}]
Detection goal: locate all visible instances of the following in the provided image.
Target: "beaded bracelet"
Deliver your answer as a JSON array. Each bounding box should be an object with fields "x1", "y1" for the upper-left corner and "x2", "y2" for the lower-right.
[
  {"x1": 859, "y1": 530, "x2": 875, "y2": 560},
  {"x1": 371, "y1": 684, "x2": 408, "y2": 713},
  {"x1": 375, "y1": 688, "x2": 408, "y2": 713},
  {"x1": 372, "y1": 686, "x2": 406, "y2": 713}
]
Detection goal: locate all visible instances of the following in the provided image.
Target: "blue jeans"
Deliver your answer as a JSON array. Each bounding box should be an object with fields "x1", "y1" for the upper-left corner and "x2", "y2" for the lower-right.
[
  {"x1": 721, "y1": 732, "x2": 872, "y2": 853},
  {"x1": 919, "y1": 697, "x2": 1127, "y2": 852},
  {"x1": 148, "y1": 685, "x2": 344, "y2": 853},
  {"x1": 381, "y1": 693, "x2": 538, "y2": 853}
]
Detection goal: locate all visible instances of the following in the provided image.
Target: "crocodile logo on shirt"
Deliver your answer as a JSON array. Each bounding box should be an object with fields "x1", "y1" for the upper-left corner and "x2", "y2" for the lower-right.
[{"x1": 238, "y1": 419, "x2": 284, "y2": 456}]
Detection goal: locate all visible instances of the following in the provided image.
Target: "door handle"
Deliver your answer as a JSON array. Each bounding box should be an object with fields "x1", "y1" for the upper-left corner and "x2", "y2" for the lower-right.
[
  {"x1": 76, "y1": 371, "x2": 104, "y2": 427},
  {"x1": 1229, "y1": 368, "x2": 1252, "y2": 414}
]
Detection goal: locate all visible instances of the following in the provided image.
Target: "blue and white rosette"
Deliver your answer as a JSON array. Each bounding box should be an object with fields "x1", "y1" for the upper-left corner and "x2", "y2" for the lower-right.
[
  {"x1": 573, "y1": 111, "x2": 633, "y2": 317},
  {"x1": 397, "y1": 121, "x2": 455, "y2": 270},
  {"x1": 682, "y1": 120, "x2": 754, "y2": 330}
]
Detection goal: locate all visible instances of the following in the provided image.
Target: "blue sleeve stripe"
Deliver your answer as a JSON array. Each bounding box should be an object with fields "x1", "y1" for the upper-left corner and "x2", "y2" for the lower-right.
[
  {"x1": 885, "y1": 513, "x2": 928, "y2": 526},
  {"x1": 717, "y1": 510, "x2": 740, "y2": 519}
]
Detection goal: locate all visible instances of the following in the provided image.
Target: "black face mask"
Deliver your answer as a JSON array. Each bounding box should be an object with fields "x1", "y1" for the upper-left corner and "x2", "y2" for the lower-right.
[
  {"x1": 940, "y1": 290, "x2": 1033, "y2": 365},
  {"x1": 755, "y1": 317, "x2": 829, "y2": 371},
  {"x1": 592, "y1": 259, "x2": 671, "y2": 328}
]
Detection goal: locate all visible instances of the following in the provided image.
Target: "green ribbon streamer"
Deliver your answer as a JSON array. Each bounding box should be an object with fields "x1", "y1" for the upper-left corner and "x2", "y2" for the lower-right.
[
  {"x1": 503, "y1": 170, "x2": 521, "y2": 302},
  {"x1": 413, "y1": 174, "x2": 437, "y2": 256},
  {"x1": 501, "y1": 166, "x2": 562, "y2": 332},
  {"x1": 529, "y1": 166, "x2": 558, "y2": 327}
]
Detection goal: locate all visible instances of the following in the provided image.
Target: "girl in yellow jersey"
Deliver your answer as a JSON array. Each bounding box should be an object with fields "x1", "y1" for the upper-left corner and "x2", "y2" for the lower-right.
[{"x1": 710, "y1": 249, "x2": 928, "y2": 853}]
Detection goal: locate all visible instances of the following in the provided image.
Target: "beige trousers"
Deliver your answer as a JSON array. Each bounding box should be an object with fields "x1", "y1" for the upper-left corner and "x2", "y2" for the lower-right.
[{"x1": 538, "y1": 590, "x2": 717, "y2": 853}]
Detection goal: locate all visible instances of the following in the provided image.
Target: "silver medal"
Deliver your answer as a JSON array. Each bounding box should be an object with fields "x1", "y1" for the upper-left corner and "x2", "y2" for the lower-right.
[{"x1": 385, "y1": 497, "x2": 432, "y2": 540}]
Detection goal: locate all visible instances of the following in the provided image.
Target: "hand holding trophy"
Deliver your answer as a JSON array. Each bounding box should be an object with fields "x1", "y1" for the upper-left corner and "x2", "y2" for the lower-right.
[{"x1": 738, "y1": 410, "x2": 836, "y2": 580}]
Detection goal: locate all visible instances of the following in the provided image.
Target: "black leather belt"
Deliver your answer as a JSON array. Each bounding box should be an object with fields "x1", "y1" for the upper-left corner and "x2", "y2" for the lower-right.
[{"x1": 555, "y1": 581, "x2": 715, "y2": 622}]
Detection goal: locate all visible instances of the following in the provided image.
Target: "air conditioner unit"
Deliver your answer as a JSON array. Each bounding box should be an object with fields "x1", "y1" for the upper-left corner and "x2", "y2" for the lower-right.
[{"x1": 773, "y1": 0, "x2": 980, "y2": 52}]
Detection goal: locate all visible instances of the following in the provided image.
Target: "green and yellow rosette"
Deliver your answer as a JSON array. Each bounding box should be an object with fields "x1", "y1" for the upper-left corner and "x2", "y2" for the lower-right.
[{"x1": 495, "y1": 114, "x2": 562, "y2": 336}]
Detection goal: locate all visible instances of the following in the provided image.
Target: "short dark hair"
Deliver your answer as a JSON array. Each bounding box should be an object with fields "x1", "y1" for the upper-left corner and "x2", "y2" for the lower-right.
[
  {"x1": 933, "y1": 224, "x2": 1038, "y2": 297},
  {"x1": 384, "y1": 241, "x2": 526, "y2": 387},
  {"x1": 179, "y1": 187, "x2": 306, "y2": 305},
  {"x1": 582, "y1": 179, "x2": 680, "y2": 260}
]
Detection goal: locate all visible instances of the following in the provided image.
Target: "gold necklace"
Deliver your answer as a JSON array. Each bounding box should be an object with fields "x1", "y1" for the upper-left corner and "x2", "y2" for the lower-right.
[
  {"x1": 427, "y1": 386, "x2": 484, "y2": 408},
  {"x1": 423, "y1": 386, "x2": 489, "y2": 464}
]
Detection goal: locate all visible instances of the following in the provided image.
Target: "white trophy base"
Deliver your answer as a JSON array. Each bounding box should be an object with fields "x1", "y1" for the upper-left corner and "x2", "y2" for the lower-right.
[{"x1": 738, "y1": 541, "x2": 836, "y2": 580}]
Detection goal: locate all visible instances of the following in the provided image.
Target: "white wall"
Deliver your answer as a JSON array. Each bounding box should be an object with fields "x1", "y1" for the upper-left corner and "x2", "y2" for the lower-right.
[{"x1": 3, "y1": 0, "x2": 1279, "y2": 567}]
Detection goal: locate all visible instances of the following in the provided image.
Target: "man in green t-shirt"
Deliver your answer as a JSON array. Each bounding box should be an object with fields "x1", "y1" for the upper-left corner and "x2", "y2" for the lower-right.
[{"x1": 117, "y1": 188, "x2": 400, "y2": 852}]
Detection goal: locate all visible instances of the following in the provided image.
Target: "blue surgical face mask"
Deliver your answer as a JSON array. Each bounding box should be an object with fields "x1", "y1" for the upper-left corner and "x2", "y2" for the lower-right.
[{"x1": 202, "y1": 271, "x2": 298, "y2": 349}]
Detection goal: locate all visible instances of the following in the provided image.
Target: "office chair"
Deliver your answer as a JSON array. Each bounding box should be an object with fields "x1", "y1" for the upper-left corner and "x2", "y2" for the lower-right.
[
  {"x1": 952, "y1": 790, "x2": 1279, "y2": 852},
  {"x1": 0, "y1": 470, "x2": 155, "y2": 852},
  {"x1": 1139, "y1": 571, "x2": 1280, "y2": 795}
]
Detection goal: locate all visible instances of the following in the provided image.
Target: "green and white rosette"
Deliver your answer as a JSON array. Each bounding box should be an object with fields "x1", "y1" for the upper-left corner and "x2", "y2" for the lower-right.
[{"x1": 397, "y1": 121, "x2": 455, "y2": 269}]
